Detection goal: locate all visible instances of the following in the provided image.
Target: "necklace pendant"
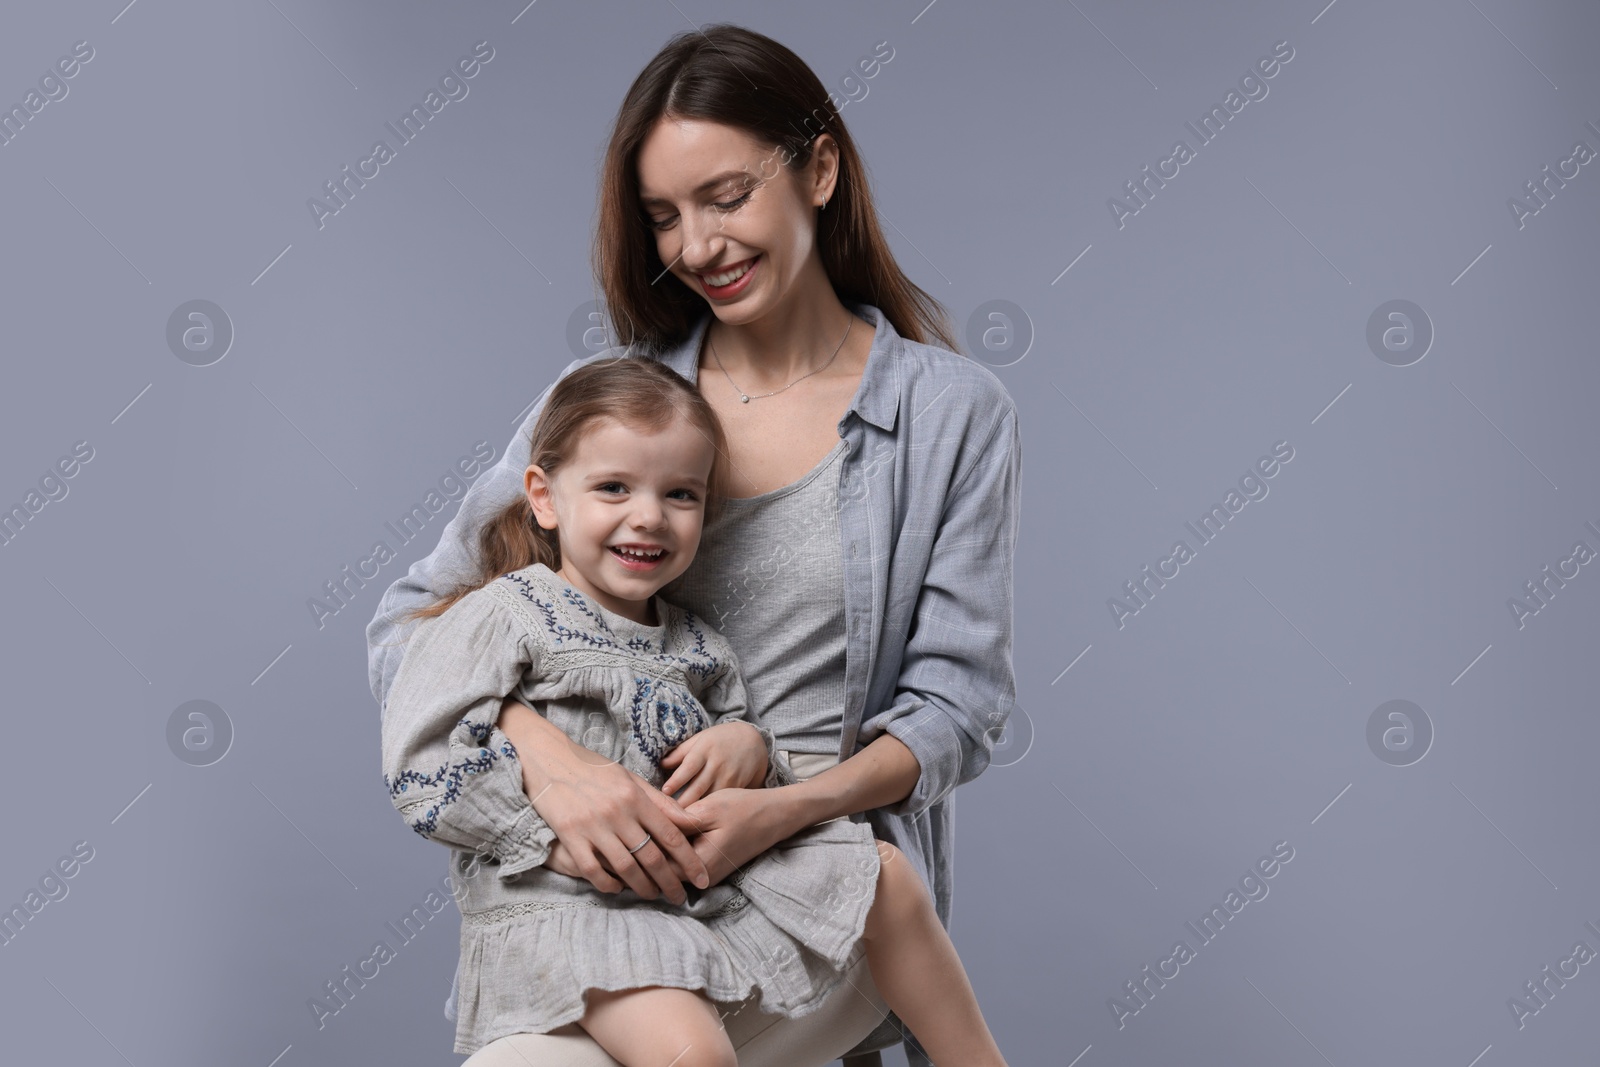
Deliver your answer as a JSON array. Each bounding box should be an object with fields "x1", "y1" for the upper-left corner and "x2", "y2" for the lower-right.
[{"x1": 740, "y1": 394, "x2": 749, "y2": 403}]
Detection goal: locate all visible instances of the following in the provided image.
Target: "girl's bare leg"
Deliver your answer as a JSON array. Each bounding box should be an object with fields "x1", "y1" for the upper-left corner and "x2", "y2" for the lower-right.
[
  {"x1": 578, "y1": 985, "x2": 738, "y2": 1067},
  {"x1": 861, "y1": 841, "x2": 1008, "y2": 1065}
]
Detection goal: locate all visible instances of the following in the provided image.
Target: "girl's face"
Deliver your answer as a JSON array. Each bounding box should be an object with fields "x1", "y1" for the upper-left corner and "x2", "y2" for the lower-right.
[
  {"x1": 524, "y1": 415, "x2": 715, "y2": 625},
  {"x1": 636, "y1": 117, "x2": 836, "y2": 327}
]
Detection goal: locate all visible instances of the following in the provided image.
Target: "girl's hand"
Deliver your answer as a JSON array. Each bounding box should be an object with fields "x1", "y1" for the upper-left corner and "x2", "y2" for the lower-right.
[{"x1": 659, "y1": 721, "x2": 769, "y2": 806}]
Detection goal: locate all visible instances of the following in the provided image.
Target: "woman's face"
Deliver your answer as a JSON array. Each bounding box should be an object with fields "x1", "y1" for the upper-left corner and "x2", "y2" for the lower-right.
[{"x1": 636, "y1": 117, "x2": 834, "y2": 326}]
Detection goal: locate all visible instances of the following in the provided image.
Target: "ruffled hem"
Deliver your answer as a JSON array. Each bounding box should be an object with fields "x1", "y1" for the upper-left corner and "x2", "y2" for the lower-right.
[{"x1": 450, "y1": 818, "x2": 882, "y2": 1055}]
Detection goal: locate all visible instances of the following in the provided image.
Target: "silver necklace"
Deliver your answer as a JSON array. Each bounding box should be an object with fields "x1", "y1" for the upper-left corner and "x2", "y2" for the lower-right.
[{"x1": 708, "y1": 315, "x2": 853, "y2": 403}]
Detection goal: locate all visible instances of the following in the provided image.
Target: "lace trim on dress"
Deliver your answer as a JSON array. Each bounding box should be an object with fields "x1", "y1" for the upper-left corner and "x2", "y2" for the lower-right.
[
  {"x1": 461, "y1": 898, "x2": 604, "y2": 924},
  {"x1": 460, "y1": 888, "x2": 752, "y2": 926},
  {"x1": 545, "y1": 647, "x2": 699, "y2": 686}
]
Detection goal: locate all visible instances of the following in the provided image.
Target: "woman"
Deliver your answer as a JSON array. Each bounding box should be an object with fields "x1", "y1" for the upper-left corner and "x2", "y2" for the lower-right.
[{"x1": 366, "y1": 23, "x2": 1021, "y2": 1066}]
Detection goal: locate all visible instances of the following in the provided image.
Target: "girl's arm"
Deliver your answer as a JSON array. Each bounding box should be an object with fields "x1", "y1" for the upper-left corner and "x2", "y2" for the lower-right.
[
  {"x1": 379, "y1": 584, "x2": 557, "y2": 880},
  {"x1": 367, "y1": 353, "x2": 712, "y2": 901}
]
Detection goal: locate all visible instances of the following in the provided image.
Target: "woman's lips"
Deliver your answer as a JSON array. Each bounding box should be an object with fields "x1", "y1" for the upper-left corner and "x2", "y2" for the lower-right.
[{"x1": 699, "y1": 255, "x2": 759, "y2": 299}]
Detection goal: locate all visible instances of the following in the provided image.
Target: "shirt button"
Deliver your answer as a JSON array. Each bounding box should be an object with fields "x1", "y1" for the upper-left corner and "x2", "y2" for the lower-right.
[{"x1": 850, "y1": 541, "x2": 857, "y2": 558}]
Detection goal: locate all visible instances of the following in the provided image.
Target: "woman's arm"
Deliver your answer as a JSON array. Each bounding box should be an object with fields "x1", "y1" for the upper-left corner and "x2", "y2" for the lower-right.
[
  {"x1": 851, "y1": 401, "x2": 1022, "y2": 816},
  {"x1": 686, "y1": 399, "x2": 1022, "y2": 877},
  {"x1": 767, "y1": 732, "x2": 923, "y2": 838},
  {"x1": 675, "y1": 731, "x2": 922, "y2": 887}
]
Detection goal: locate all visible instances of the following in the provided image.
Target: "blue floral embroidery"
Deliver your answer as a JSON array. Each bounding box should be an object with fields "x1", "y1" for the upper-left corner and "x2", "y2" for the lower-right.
[
  {"x1": 499, "y1": 568, "x2": 724, "y2": 682},
  {"x1": 504, "y1": 573, "x2": 613, "y2": 649},
  {"x1": 675, "y1": 612, "x2": 718, "y2": 683},
  {"x1": 558, "y1": 584, "x2": 661, "y2": 655},
  {"x1": 627, "y1": 676, "x2": 709, "y2": 767},
  {"x1": 385, "y1": 715, "x2": 517, "y2": 841},
  {"x1": 560, "y1": 585, "x2": 609, "y2": 633}
]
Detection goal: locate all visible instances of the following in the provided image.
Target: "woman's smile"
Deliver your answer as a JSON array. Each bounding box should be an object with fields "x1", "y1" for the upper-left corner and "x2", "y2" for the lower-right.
[{"x1": 698, "y1": 255, "x2": 760, "y2": 299}]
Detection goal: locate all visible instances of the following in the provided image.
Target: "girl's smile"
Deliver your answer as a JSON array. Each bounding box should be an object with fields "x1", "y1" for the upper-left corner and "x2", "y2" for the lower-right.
[{"x1": 607, "y1": 543, "x2": 670, "y2": 571}]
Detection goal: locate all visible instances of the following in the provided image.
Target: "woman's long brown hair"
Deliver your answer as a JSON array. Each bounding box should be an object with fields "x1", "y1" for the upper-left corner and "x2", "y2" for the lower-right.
[
  {"x1": 593, "y1": 23, "x2": 959, "y2": 355},
  {"x1": 405, "y1": 357, "x2": 731, "y2": 622}
]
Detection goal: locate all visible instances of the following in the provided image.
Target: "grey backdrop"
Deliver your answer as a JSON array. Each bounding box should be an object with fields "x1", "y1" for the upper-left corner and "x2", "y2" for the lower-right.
[{"x1": 2, "y1": 1, "x2": 1597, "y2": 1065}]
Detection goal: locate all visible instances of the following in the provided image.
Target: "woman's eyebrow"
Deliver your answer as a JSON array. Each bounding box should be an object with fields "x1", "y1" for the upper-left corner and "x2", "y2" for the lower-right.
[{"x1": 638, "y1": 169, "x2": 751, "y2": 206}]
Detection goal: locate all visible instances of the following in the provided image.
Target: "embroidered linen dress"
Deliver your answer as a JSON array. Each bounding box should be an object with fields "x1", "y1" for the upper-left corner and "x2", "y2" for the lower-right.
[{"x1": 380, "y1": 561, "x2": 883, "y2": 1055}]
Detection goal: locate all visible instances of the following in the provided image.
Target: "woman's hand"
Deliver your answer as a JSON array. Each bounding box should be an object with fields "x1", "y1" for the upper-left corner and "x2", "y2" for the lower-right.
[
  {"x1": 541, "y1": 781, "x2": 701, "y2": 889},
  {"x1": 659, "y1": 721, "x2": 769, "y2": 806},
  {"x1": 498, "y1": 698, "x2": 710, "y2": 905},
  {"x1": 679, "y1": 786, "x2": 790, "y2": 888}
]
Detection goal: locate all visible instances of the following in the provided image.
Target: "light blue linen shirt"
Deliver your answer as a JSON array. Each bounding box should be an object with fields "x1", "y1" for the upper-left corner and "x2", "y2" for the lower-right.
[{"x1": 366, "y1": 302, "x2": 1023, "y2": 1056}]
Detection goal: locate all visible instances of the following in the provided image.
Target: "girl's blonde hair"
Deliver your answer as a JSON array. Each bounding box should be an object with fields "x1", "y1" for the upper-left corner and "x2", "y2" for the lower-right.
[{"x1": 407, "y1": 357, "x2": 729, "y2": 621}]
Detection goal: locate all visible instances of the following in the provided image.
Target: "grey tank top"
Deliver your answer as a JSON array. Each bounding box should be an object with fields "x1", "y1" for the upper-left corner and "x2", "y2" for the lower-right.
[{"x1": 659, "y1": 438, "x2": 849, "y2": 755}]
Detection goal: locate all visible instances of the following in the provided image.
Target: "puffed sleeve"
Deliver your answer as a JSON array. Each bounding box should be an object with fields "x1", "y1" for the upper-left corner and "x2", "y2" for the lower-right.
[
  {"x1": 699, "y1": 641, "x2": 798, "y2": 790},
  {"x1": 380, "y1": 581, "x2": 558, "y2": 879},
  {"x1": 858, "y1": 401, "x2": 1022, "y2": 818}
]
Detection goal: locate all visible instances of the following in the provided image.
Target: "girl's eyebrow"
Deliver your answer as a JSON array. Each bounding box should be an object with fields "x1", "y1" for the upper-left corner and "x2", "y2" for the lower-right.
[
  {"x1": 590, "y1": 470, "x2": 708, "y2": 490},
  {"x1": 638, "y1": 169, "x2": 750, "y2": 207}
]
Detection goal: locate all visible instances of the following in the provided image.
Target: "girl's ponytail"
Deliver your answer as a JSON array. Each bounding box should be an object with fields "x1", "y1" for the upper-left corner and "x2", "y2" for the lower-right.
[{"x1": 404, "y1": 496, "x2": 559, "y2": 622}]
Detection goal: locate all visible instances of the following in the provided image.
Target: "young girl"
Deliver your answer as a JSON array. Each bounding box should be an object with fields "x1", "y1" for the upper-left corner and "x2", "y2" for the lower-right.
[{"x1": 380, "y1": 357, "x2": 1006, "y2": 1065}]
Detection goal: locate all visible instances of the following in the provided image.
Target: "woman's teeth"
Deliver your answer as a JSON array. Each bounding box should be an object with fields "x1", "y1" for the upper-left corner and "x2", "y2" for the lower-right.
[{"x1": 704, "y1": 259, "x2": 754, "y2": 287}]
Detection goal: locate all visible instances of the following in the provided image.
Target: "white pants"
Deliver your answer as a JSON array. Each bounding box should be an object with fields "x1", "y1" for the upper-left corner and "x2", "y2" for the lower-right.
[{"x1": 461, "y1": 750, "x2": 893, "y2": 1066}]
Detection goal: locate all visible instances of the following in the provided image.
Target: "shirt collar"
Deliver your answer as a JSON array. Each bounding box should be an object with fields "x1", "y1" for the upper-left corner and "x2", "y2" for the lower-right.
[{"x1": 651, "y1": 302, "x2": 901, "y2": 434}]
